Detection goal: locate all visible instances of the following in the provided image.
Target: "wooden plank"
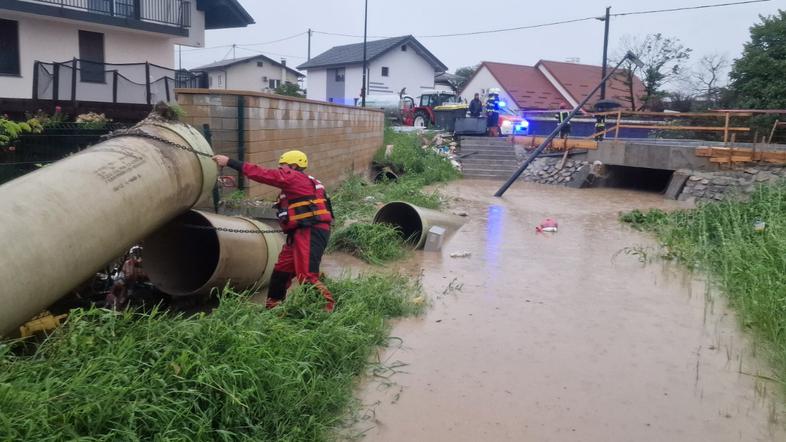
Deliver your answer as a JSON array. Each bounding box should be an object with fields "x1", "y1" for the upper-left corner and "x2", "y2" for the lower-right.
[
  {"x1": 594, "y1": 111, "x2": 731, "y2": 118},
  {"x1": 513, "y1": 136, "x2": 598, "y2": 150},
  {"x1": 617, "y1": 124, "x2": 749, "y2": 132}
]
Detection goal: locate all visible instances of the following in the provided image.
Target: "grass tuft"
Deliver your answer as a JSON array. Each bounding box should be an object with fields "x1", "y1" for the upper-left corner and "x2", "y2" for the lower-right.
[
  {"x1": 0, "y1": 273, "x2": 424, "y2": 441},
  {"x1": 328, "y1": 223, "x2": 409, "y2": 265}
]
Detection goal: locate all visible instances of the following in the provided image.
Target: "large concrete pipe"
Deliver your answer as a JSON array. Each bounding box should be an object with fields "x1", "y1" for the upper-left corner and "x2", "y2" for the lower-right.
[
  {"x1": 0, "y1": 117, "x2": 217, "y2": 336},
  {"x1": 373, "y1": 201, "x2": 465, "y2": 249},
  {"x1": 143, "y1": 210, "x2": 284, "y2": 296}
]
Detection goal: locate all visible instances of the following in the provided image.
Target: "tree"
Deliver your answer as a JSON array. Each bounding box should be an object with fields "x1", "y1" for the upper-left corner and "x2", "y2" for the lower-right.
[
  {"x1": 453, "y1": 64, "x2": 479, "y2": 92},
  {"x1": 274, "y1": 82, "x2": 305, "y2": 98},
  {"x1": 614, "y1": 33, "x2": 692, "y2": 110},
  {"x1": 693, "y1": 53, "x2": 730, "y2": 108},
  {"x1": 729, "y1": 10, "x2": 786, "y2": 110}
]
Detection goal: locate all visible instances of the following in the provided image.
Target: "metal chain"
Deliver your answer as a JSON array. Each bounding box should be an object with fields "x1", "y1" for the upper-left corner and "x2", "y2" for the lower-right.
[
  {"x1": 183, "y1": 224, "x2": 284, "y2": 234},
  {"x1": 102, "y1": 129, "x2": 214, "y2": 158},
  {"x1": 105, "y1": 128, "x2": 286, "y2": 235}
]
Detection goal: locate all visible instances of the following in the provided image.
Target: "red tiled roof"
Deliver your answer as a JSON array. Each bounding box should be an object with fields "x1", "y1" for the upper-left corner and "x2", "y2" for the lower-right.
[
  {"x1": 537, "y1": 60, "x2": 646, "y2": 110},
  {"x1": 482, "y1": 62, "x2": 566, "y2": 110}
]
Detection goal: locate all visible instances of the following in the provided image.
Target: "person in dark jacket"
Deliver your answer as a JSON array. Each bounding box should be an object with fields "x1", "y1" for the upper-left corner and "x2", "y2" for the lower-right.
[
  {"x1": 469, "y1": 93, "x2": 483, "y2": 118},
  {"x1": 213, "y1": 150, "x2": 335, "y2": 312}
]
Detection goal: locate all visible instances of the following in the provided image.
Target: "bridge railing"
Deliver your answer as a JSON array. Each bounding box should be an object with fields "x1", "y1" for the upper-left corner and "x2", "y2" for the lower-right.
[{"x1": 593, "y1": 110, "x2": 756, "y2": 143}]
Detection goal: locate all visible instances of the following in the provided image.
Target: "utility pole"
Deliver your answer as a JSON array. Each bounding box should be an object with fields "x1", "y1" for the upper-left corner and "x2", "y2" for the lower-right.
[
  {"x1": 600, "y1": 6, "x2": 611, "y2": 99},
  {"x1": 307, "y1": 28, "x2": 312, "y2": 60},
  {"x1": 361, "y1": 0, "x2": 368, "y2": 107}
]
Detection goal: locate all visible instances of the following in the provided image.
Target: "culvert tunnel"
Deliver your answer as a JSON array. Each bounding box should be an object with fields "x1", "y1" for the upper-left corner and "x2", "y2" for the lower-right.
[{"x1": 588, "y1": 165, "x2": 674, "y2": 193}]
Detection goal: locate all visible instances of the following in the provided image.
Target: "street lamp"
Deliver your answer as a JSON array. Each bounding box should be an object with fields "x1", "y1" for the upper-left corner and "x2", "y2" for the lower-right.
[{"x1": 494, "y1": 51, "x2": 644, "y2": 197}]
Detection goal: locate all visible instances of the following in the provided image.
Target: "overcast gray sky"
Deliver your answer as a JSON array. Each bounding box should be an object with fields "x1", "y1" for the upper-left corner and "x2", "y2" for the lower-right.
[{"x1": 181, "y1": 0, "x2": 782, "y2": 83}]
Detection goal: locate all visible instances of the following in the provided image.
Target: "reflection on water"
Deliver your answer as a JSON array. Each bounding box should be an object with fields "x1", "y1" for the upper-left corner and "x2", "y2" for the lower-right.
[{"x1": 484, "y1": 205, "x2": 505, "y2": 296}]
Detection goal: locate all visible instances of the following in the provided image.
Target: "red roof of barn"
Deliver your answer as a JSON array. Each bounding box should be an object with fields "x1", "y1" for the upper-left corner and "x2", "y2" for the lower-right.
[
  {"x1": 537, "y1": 60, "x2": 646, "y2": 110},
  {"x1": 462, "y1": 60, "x2": 646, "y2": 111},
  {"x1": 481, "y1": 62, "x2": 566, "y2": 110}
]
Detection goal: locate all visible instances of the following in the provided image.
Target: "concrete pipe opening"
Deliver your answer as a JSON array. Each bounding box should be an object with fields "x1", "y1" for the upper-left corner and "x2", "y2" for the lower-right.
[
  {"x1": 373, "y1": 201, "x2": 465, "y2": 249},
  {"x1": 144, "y1": 210, "x2": 284, "y2": 296}
]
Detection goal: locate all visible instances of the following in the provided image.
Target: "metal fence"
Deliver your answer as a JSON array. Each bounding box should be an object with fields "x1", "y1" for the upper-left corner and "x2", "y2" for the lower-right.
[
  {"x1": 0, "y1": 123, "x2": 127, "y2": 184},
  {"x1": 33, "y1": 59, "x2": 207, "y2": 105},
  {"x1": 25, "y1": 0, "x2": 191, "y2": 28}
]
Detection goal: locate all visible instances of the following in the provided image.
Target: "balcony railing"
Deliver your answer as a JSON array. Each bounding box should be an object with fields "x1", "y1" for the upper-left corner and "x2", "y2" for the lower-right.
[{"x1": 22, "y1": 0, "x2": 191, "y2": 28}]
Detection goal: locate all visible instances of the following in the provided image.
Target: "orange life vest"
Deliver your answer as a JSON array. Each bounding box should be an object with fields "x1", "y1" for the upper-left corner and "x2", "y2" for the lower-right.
[{"x1": 275, "y1": 175, "x2": 333, "y2": 231}]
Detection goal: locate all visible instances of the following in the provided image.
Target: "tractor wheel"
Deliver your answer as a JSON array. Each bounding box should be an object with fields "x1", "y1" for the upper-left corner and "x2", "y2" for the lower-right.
[{"x1": 413, "y1": 112, "x2": 429, "y2": 128}]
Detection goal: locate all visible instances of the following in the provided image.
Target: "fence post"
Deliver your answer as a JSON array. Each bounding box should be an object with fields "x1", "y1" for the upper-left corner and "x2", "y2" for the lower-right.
[
  {"x1": 70, "y1": 57, "x2": 78, "y2": 106},
  {"x1": 237, "y1": 95, "x2": 246, "y2": 191},
  {"x1": 723, "y1": 112, "x2": 730, "y2": 144},
  {"x1": 614, "y1": 110, "x2": 622, "y2": 138},
  {"x1": 203, "y1": 124, "x2": 221, "y2": 213},
  {"x1": 164, "y1": 77, "x2": 171, "y2": 102},
  {"x1": 145, "y1": 62, "x2": 151, "y2": 105},
  {"x1": 52, "y1": 62, "x2": 60, "y2": 102},
  {"x1": 32, "y1": 61, "x2": 39, "y2": 102},
  {"x1": 112, "y1": 70, "x2": 118, "y2": 103}
]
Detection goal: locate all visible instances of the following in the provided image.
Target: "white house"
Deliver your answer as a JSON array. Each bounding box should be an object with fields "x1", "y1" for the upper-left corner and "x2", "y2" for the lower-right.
[
  {"x1": 194, "y1": 55, "x2": 304, "y2": 93},
  {"x1": 297, "y1": 35, "x2": 448, "y2": 105},
  {"x1": 0, "y1": 0, "x2": 253, "y2": 106}
]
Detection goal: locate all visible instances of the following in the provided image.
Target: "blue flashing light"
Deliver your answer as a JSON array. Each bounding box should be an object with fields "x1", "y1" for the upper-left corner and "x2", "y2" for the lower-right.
[{"x1": 498, "y1": 101, "x2": 507, "y2": 108}]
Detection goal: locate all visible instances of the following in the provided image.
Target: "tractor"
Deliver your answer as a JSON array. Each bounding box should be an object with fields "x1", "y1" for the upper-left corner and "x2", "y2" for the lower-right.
[{"x1": 401, "y1": 90, "x2": 462, "y2": 127}]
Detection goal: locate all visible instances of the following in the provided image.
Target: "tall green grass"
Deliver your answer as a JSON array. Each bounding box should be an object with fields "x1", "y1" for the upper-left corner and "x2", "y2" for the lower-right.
[
  {"x1": 0, "y1": 274, "x2": 424, "y2": 441},
  {"x1": 328, "y1": 129, "x2": 458, "y2": 263},
  {"x1": 621, "y1": 184, "x2": 786, "y2": 385}
]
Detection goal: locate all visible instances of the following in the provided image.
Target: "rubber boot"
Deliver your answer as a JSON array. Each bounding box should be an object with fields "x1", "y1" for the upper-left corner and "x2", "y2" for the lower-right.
[
  {"x1": 266, "y1": 270, "x2": 293, "y2": 309},
  {"x1": 312, "y1": 280, "x2": 335, "y2": 313}
]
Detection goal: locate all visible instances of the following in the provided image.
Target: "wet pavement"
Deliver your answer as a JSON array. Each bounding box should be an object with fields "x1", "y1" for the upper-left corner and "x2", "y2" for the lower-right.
[{"x1": 323, "y1": 180, "x2": 786, "y2": 442}]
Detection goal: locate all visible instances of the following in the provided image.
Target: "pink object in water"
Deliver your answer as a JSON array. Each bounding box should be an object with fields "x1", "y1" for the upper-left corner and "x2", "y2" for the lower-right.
[{"x1": 536, "y1": 218, "x2": 558, "y2": 233}]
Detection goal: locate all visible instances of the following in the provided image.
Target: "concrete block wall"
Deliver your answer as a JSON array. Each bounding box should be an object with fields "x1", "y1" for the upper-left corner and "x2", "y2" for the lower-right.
[{"x1": 176, "y1": 89, "x2": 384, "y2": 200}]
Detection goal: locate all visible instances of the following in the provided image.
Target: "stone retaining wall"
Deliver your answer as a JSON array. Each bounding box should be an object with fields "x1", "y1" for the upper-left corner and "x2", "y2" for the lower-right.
[
  {"x1": 519, "y1": 156, "x2": 590, "y2": 187},
  {"x1": 677, "y1": 166, "x2": 786, "y2": 203}
]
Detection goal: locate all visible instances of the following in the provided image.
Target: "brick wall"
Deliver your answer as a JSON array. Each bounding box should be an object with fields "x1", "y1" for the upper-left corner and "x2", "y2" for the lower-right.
[{"x1": 176, "y1": 89, "x2": 384, "y2": 200}]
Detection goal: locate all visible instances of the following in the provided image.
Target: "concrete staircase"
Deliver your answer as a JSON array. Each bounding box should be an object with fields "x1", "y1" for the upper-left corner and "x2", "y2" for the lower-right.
[{"x1": 459, "y1": 137, "x2": 518, "y2": 180}]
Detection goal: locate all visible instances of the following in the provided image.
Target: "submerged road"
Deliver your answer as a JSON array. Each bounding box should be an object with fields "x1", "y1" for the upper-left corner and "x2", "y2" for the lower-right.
[{"x1": 324, "y1": 180, "x2": 785, "y2": 441}]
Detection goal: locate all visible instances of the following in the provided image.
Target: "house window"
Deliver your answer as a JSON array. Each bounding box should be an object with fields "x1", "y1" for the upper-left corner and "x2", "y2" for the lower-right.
[
  {"x1": 401, "y1": 44, "x2": 407, "y2": 52},
  {"x1": 0, "y1": 19, "x2": 20, "y2": 76},
  {"x1": 381, "y1": 67, "x2": 389, "y2": 77},
  {"x1": 257, "y1": 61, "x2": 264, "y2": 67},
  {"x1": 217, "y1": 74, "x2": 224, "y2": 88},
  {"x1": 335, "y1": 68, "x2": 345, "y2": 82},
  {"x1": 78, "y1": 30, "x2": 105, "y2": 83},
  {"x1": 269, "y1": 79, "x2": 281, "y2": 89}
]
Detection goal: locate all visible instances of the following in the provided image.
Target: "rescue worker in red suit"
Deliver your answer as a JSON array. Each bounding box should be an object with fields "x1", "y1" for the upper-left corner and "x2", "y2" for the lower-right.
[{"x1": 212, "y1": 150, "x2": 335, "y2": 312}]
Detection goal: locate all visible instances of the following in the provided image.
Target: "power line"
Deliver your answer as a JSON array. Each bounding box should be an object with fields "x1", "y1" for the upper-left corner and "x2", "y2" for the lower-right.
[
  {"x1": 416, "y1": 16, "x2": 599, "y2": 38},
  {"x1": 312, "y1": 30, "x2": 391, "y2": 39},
  {"x1": 237, "y1": 32, "x2": 307, "y2": 47},
  {"x1": 235, "y1": 46, "x2": 306, "y2": 60},
  {"x1": 611, "y1": 0, "x2": 771, "y2": 17}
]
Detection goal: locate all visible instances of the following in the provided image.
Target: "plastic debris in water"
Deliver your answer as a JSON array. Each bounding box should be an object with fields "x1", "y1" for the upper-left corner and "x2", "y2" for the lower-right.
[
  {"x1": 450, "y1": 251, "x2": 472, "y2": 258},
  {"x1": 536, "y1": 218, "x2": 558, "y2": 233}
]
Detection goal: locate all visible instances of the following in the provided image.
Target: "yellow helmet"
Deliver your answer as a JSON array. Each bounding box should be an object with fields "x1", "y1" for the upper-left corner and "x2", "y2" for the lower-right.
[{"x1": 279, "y1": 150, "x2": 308, "y2": 169}]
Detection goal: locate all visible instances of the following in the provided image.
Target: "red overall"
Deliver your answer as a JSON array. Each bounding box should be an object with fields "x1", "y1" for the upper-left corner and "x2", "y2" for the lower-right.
[{"x1": 237, "y1": 162, "x2": 335, "y2": 312}]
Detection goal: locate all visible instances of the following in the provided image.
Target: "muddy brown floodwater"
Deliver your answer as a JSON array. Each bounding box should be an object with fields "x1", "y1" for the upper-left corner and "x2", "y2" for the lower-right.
[{"x1": 323, "y1": 179, "x2": 786, "y2": 442}]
